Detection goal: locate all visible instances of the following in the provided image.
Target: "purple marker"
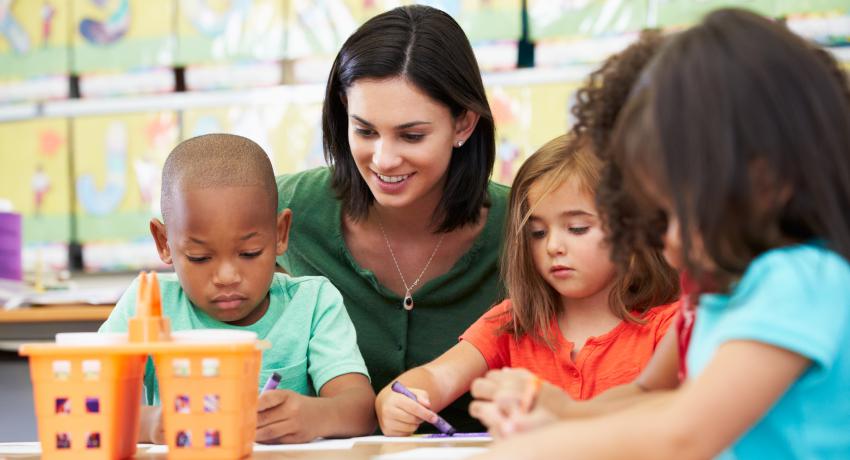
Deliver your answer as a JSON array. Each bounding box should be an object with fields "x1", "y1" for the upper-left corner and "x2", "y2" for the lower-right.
[
  {"x1": 262, "y1": 372, "x2": 282, "y2": 392},
  {"x1": 391, "y1": 381, "x2": 457, "y2": 436}
]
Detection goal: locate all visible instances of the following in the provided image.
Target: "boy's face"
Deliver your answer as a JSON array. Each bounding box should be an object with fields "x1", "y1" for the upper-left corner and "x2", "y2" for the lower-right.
[{"x1": 150, "y1": 185, "x2": 290, "y2": 326}]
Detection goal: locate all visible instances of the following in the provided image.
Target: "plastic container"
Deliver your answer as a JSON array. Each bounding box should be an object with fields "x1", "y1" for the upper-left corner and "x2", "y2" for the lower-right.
[
  {"x1": 22, "y1": 345, "x2": 146, "y2": 459},
  {"x1": 20, "y1": 272, "x2": 264, "y2": 459},
  {"x1": 152, "y1": 331, "x2": 261, "y2": 459}
]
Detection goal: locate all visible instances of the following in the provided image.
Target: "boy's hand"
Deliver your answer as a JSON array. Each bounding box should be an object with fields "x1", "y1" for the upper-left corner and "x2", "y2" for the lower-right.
[
  {"x1": 140, "y1": 405, "x2": 166, "y2": 444},
  {"x1": 256, "y1": 389, "x2": 321, "y2": 444},
  {"x1": 376, "y1": 386, "x2": 439, "y2": 436}
]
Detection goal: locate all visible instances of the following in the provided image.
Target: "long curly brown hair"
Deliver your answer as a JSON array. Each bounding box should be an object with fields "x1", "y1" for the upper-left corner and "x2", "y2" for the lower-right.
[
  {"x1": 602, "y1": 9, "x2": 850, "y2": 290},
  {"x1": 567, "y1": 29, "x2": 680, "y2": 294},
  {"x1": 570, "y1": 29, "x2": 665, "y2": 155}
]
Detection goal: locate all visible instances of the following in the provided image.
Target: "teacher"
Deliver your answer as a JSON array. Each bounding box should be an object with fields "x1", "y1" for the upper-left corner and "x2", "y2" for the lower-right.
[{"x1": 276, "y1": 5, "x2": 508, "y2": 432}]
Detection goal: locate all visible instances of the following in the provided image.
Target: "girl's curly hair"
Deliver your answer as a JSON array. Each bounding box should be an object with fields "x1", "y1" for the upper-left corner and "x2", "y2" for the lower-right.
[
  {"x1": 570, "y1": 29, "x2": 665, "y2": 155},
  {"x1": 570, "y1": 30, "x2": 677, "y2": 280}
]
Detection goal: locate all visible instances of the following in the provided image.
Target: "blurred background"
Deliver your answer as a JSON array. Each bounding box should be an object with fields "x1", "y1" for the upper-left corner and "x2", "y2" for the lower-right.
[
  {"x1": 0, "y1": 0, "x2": 847, "y2": 443},
  {"x1": 0, "y1": 0, "x2": 848, "y2": 277}
]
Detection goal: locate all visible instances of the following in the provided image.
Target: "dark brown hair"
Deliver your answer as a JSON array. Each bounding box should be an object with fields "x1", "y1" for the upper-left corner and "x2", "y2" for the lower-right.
[
  {"x1": 571, "y1": 29, "x2": 666, "y2": 154},
  {"x1": 501, "y1": 134, "x2": 679, "y2": 346},
  {"x1": 322, "y1": 5, "x2": 496, "y2": 232},
  {"x1": 603, "y1": 8, "x2": 850, "y2": 289}
]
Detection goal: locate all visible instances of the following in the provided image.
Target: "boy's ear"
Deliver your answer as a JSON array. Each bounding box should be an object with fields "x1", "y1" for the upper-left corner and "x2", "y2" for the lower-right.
[
  {"x1": 149, "y1": 218, "x2": 173, "y2": 265},
  {"x1": 275, "y1": 209, "x2": 292, "y2": 256}
]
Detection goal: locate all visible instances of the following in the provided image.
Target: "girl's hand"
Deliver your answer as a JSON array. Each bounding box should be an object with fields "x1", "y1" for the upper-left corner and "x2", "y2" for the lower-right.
[
  {"x1": 376, "y1": 386, "x2": 440, "y2": 436},
  {"x1": 469, "y1": 399, "x2": 559, "y2": 438},
  {"x1": 256, "y1": 389, "x2": 321, "y2": 444},
  {"x1": 470, "y1": 368, "x2": 541, "y2": 413}
]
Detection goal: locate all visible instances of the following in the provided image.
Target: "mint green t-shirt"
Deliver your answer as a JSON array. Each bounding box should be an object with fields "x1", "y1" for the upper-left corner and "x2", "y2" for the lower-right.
[
  {"x1": 276, "y1": 167, "x2": 509, "y2": 432},
  {"x1": 99, "y1": 272, "x2": 369, "y2": 405}
]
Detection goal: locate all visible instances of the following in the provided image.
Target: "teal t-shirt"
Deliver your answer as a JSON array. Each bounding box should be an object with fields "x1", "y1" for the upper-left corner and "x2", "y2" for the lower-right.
[
  {"x1": 276, "y1": 167, "x2": 509, "y2": 432},
  {"x1": 99, "y1": 272, "x2": 369, "y2": 405},
  {"x1": 688, "y1": 243, "x2": 850, "y2": 459}
]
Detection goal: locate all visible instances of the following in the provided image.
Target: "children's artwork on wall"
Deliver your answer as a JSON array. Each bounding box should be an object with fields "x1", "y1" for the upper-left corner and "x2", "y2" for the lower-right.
[
  {"x1": 486, "y1": 81, "x2": 579, "y2": 185},
  {"x1": 71, "y1": 111, "x2": 178, "y2": 271},
  {"x1": 176, "y1": 0, "x2": 286, "y2": 65},
  {"x1": 287, "y1": 0, "x2": 361, "y2": 58},
  {"x1": 0, "y1": 118, "x2": 71, "y2": 271},
  {"x1": 528, "y1": 0, "x2": 646, "y2": 41},
  {"x1": 182, "y1": 98, "x2": 324, "y2": 175},
  {"x1": 653, "y1": 0, "x2": 775, "y2": 28},
  {"x1": 0, "y1": 0, "x2": 70, "y2": 100},
  {"x1": 418, "y1": 0, "x2": 519, "y2": 43},
  {"x1": 71, "y1": 0, "x2": 176, "y2": 73}
]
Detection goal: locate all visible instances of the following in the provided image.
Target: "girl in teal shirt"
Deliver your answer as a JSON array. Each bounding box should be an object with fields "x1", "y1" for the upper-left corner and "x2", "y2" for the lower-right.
[{"x1": 471, "y1": 9, "x2": 850, "y2": 459}]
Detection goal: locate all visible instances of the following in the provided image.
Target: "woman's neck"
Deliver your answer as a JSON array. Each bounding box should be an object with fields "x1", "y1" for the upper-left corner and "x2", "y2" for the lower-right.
[{"x1": 370, "y1": 195, "x2": 444, "y2": 236}]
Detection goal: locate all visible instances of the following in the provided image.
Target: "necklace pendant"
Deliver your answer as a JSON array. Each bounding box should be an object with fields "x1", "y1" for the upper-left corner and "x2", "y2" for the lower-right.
[{"x1": 403, "y1": 291, "x2": 414, "y2": 310}]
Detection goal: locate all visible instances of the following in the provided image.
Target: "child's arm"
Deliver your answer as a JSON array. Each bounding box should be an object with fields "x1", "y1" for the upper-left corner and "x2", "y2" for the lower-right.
[
  {"x1": 376, "y1": 341, "x2": 489, "y2": 436},
  {"x1": 255, "y1": 372, "x2": 375, "y2": 444},
  {"x1": 470, "y1": 325, "x2": 682, "y2": 436},
  {"x1": 471, "y1": 340, "x2": 809, "y2": 460}
]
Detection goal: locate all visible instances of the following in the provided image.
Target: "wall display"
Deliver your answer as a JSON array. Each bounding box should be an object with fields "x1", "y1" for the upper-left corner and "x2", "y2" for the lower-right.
[
  {"x1": 486, "y1": 81, "x2": 579, "y2": 185},
  {"x1": 0, "y1": 0, "x2": 70, "y2": 101},
  {"x1": 72, "y1": 0, "x2": 176, "y2": 73},
  {"x1": 0, "y1": 118, "x2": 71, "y2": 270},
  {"x1": 71, "y1": 111, "x2": 177, "y2": 270},
  {"x1": 176, "y1": 0, "x2": 286, "y2": 65}
]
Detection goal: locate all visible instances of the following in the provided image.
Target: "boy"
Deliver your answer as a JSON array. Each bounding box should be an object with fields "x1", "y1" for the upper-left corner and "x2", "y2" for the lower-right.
[{"x1": 99, "y1": 134, "x2": 376, "y2": 444}]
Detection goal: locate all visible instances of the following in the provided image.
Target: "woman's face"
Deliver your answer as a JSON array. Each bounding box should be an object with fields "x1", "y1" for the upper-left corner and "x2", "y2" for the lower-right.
[{"x1": 345, "y1": 77, "x2": 474, "y2": 211}]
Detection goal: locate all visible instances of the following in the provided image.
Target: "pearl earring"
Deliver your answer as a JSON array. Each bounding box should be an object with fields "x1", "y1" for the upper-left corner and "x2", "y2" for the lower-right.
[{"x1": 455, "y1": 140, "x2": 464, "y2": 148}]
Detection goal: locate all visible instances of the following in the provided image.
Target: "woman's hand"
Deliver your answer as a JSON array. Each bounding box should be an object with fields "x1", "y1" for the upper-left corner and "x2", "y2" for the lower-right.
[{"x1": 376, "y1": 385, "x2": 440, "y2": 436}]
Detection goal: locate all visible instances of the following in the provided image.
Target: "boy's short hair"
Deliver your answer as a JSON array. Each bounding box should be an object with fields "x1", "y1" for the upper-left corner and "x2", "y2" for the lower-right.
[{"x1": 160, "y1": 134, "x2": 278, "y2": 224}]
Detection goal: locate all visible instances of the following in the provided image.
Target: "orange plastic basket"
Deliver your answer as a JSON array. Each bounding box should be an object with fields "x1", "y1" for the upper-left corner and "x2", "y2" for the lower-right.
[
  {"x1": 21, "y1": 343, "x2": 146, "y2": 459},
  {"x1": 20, "y1": 272, "x2": 264, "y2": 459},
  {"x1": 151, "y1": 336, "x2": 261, "y2": 459}
]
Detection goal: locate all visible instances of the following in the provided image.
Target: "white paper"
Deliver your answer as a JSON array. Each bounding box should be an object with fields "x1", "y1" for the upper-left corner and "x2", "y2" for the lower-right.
[
  {"x1": 0, "y1": 442, "x2": 41, "y2": 454},
  {"x1": 372, "y1": 447, "x2": 488, "y2": 460},
  {"x1": 144, "y1": 438, "x2": 355, "y2": 454},
  {"x1": 355, "y1": 434, "x2": 492, "y2": 443}
]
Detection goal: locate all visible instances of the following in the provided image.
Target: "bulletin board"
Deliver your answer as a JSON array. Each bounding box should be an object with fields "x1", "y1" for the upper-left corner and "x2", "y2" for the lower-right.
[
  {"x1": 181, "y1": 101, "x2": 322, "y2": 175},
  {"x1": 528, "y1": 0, "x2": 646, "y2": 41},
  {"x1": 486, "y1": 81, "x2": 580, "y2": 185},
  {"x1": 176, "y1": 0, "x2": 287, "y2": 65},
  {"x1": 0, "y1": 0, "x2": 71, "y2": 80},
  {"x1": 71, "y1": 0, "x2": 176, "y2": 73},
  {"x1": 71, "y1": 111, "x2": 177, "y2": 270},
  {"x1": 0, "y1": 118, "x2": 71, "y2": 270}
]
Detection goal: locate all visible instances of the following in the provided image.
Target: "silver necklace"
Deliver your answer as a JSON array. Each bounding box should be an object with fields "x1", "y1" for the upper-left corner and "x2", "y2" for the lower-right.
[{"x1": 377, "y1": 218, "x2": 446, "y2": 311}]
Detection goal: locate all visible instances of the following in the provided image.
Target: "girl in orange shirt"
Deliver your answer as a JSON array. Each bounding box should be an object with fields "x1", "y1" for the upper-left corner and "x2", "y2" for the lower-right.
[{"x1": 375, "y1": 132, "x2": 680, "y2": 436}]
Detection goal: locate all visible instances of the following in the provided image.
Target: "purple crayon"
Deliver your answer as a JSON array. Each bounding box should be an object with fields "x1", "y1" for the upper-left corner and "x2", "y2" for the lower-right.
[
  {"x1": 262, "y1": 372, "x2": 282, "y2": 392},
  {"x1": 391, "y1": 381, "x2": 456, "y2": 436}
]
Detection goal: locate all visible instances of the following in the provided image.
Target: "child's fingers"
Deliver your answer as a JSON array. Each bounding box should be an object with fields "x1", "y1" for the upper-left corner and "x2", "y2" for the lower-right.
[
  {"x1": 407, "y1": 388, "x2": 432, "y2": 408},
  {"x1": 397, "y1": 395, "x2": 439, "y2": 424},
  {"x1": 469, "y1": 376, "x2": 497, "y2": 401},
  {"x1": 255, "y1": 419, "x2": 297, "y2": 443},
  {"x1": 257, "y1": 389, "x2": 291, "y2": 412},
  {"x1": 381, "y1": 413, "x2": 422, "y2": 437},
  {"x1": 469, "y1": 400, "x2": 510, "y2": 435}
]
